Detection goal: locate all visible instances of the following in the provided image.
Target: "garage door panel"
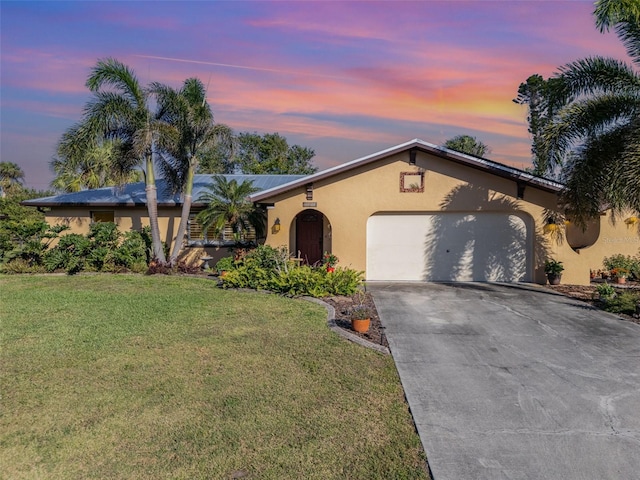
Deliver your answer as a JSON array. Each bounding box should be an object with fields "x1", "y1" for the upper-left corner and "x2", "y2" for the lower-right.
[{"x1": 366, "y1": 213, "x2": 531, "y2": 282}]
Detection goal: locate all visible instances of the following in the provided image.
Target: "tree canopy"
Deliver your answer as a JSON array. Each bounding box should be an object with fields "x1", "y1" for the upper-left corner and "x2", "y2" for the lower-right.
[
  {"x1": 442, "y1": 135, "x2": 491, "y2": 157},
  {"x1": 56, "y1": 58, "x2": 167, "y2": 262},
  {"x1": 198, "y1": 132, "x2": 317, "y2": 175},
  {"x1": 0, "y1": 162, "x2": 25, "y2": 198},
  {"x1": 196, "y1": 175, "x2": 265, "y2": 243},
  {"x1": 513, "y1": 74, "x2": 566, "y2": 177},
  {"x1": 534, "y1": 1, "x2": 640, "y2": 226}
]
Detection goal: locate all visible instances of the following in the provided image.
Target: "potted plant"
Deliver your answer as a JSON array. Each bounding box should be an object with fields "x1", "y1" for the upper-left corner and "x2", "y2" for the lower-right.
[
  {"x1": 611, "y1": 267, "x2": 629, "y2": 284},
  {"x1": 603, "y1": 254, "x2": 634, "y2": 284},
  {"x1": 544, "y1": 259, "x2": 564, "y2": 285},
  {"x1": 350, "y1": 305, "x2": 372, "y2": 333},
  {"x1": 323, "y1": 252, "x2": 338, "y2": 273}
]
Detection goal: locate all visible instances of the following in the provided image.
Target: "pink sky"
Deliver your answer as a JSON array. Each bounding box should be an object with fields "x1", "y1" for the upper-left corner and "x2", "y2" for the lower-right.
[{"x1": 0, "y1": 1, "x2": 630, "y2": 190}]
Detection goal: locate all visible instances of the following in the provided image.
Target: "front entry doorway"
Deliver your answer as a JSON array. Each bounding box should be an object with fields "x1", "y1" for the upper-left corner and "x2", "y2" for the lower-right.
[{"x1": 295, "y1": 209, "x2": 324, "y2": 265}]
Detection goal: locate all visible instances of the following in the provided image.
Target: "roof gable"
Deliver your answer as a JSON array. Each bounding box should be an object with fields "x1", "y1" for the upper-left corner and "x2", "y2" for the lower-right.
[{"x1": 250, "y1": 139, "x2": 563, "y2": 202}]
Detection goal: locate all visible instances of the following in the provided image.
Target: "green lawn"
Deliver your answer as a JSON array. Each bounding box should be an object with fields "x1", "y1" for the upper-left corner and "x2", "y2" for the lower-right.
[{"x1": 1, "y1": 275, "x2": 427, "y2": 479}]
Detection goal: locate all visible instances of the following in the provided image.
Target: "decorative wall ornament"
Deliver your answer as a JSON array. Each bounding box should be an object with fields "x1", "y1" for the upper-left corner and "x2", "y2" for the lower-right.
[{"x1": 400, "y1": 171, "x2": 425, "y2": 193}]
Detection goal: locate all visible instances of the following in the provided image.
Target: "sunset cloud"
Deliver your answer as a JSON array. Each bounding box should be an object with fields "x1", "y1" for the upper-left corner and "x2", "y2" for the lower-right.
[{"x1": 0, "y1": 1, "x2": 631, "y2": 188}]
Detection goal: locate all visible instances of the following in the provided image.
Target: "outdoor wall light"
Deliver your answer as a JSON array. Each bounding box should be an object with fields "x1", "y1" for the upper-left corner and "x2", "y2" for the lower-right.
[{"x1": 272, "y1": 218, "x2": 281, "y2": 234}]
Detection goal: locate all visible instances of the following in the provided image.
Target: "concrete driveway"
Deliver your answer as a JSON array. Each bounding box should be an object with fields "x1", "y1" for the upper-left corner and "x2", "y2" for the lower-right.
[{"x1": 369, "y1": 282, "x2": 640, "y2": 480}]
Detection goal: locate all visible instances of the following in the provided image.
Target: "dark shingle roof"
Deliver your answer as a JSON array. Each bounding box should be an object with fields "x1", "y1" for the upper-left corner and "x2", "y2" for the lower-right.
[{"x1": 22, "y1": 174, "x2": 306, "y2": 208}]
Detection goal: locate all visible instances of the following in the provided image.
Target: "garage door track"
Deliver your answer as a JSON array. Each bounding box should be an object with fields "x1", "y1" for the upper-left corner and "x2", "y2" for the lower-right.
[{"x1": 370, "y1": 282, "x2": 640, "y2": 480}]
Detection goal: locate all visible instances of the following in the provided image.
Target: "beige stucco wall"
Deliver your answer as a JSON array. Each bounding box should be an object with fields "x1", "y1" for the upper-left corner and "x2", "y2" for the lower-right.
[
  {"x1": 45, "y1": 206, "x2": 181, "y2": 246},
  {"x1": 43, "y1": 205, "x2": 219, "y2": 265},
  {"x1": 551, "y1": 212, "x2": 640, "y2": 283},
  {"x1": 262, "y1": 150, "x2": 639, "y2": 286}
]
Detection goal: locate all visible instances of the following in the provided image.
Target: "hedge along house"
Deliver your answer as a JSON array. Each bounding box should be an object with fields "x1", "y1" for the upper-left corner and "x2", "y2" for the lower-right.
[
  {"x1": 24, "y1": 139, "x2": 639, "y2": 284},
  {"x1": 250, "y1": 139, "x2": 639, "y2": 285},
  {"x1": 23, "y1": 174, "x2": 305, "y2": 265}
]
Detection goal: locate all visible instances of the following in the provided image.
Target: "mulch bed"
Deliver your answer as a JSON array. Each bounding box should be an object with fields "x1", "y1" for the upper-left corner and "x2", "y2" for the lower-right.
[
  {"x1": 324, "y1": 282, "x2": 640, "y2": 346},
  {"x1": 323, "y1": 293, "x2": 389, "y2": 348},
  {"x1": 545, "y1": 280, "x2": 640, "y2": 325}
]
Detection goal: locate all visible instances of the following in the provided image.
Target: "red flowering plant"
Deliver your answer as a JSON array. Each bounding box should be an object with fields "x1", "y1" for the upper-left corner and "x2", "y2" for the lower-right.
[
  {"x1": 610, "y1": 267, "x2": 629, "y2": 279},
  {"x1": 322, "y1": 252, "x2": 339, "y2": 268}
]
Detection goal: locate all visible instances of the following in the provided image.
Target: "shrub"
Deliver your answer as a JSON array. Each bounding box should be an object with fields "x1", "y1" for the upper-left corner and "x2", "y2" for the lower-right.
[
  {"x1": 596, "y1": 282, "x2": 616, "y2": 300},
  {"x1": 220, "y1": 264, "x2": 272, "y2": 290},
  {"x1": 267, "y1": 266, "x2": 328, "y2": 297},
  {"x1": 113, "y1": 230, "x2": 148, "y2": 269},
  {"x1": 602, "y1": 291, "x2": 640, "y2": 315},
  {"x1": 0, "y1": 258, "x2": 46, "y2": 274},
  {"x1": 88, "y1": 222, "x2": 120, "y2": 248},
  {"x1": 33, "y1": 224, "x2": 152, "y2": 275},
  {"x1": 215, "y1": 256, "x2": 236, "y2": 273},
  {"x1": 603, "y1": 254, "x2": 636, "y2": 275},
  {"x1": 218, "y1": 245, "x2": 365, "y2": 297},
  {"x1": 44, "y1": 233, "x2": 91, "y2": 274},
  {"x1": 242, "y1": 244, "x2": 290, "y2": 272},
  {"x1": 322, "y1": 267, "x2": 364, "y2": 296}
]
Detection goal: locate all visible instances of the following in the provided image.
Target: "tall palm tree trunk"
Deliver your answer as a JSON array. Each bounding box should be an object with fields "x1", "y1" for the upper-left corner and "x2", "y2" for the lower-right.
[
  {"x1": 145, "y1": 153, "x2": 166, "y2": 263},
  {"x1": 169, "y1": 160, "x2": 195, "y2": 263}
]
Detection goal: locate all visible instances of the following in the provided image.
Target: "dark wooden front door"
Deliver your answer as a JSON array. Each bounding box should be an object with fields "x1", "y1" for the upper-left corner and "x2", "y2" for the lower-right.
[{"x1": 296, "y1": 210, "x2": 323, "y2": 265}]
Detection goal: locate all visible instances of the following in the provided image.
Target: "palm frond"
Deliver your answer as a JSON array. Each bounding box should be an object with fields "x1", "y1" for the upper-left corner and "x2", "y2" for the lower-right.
[
  {"x1": 558, "y1": 57, "x2": 640, "y2": 96},
  {"x1": 543, "y1": 92, "x2": 640, "y2": 167},
  {"x1": 615, "y1": 19, "x2": 640, "y2": 66},
  {"x1": 594, "y1": 0, "x2": 640, "y2": 32},
  {"x1": 86, "y1": 58, "x2": 145, "y2": 108}
]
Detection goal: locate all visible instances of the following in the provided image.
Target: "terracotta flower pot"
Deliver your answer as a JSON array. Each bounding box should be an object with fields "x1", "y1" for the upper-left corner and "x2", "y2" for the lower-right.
[
  {"x1": 351, "y1": 318, "x2": 371, "y2": 333},
  {"x1": 615, "y1": 276, "x2": 626, "y2": 284}
]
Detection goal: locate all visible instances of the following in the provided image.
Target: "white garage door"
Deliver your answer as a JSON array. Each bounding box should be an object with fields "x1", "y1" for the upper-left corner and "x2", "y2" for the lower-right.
[{"x1": 366, "y1": 213, "x2": 532, "y2": 282}]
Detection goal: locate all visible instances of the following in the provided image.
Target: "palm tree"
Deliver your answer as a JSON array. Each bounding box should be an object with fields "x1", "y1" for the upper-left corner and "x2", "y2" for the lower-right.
[
  {"x1": 196, "y1": 176, "x2": 265, "y2": 243},
  {"x1": 150, "y1": 78, "x2": 235, "y2": 263},
  {"x1": 443, "y1": 135, "x2": 491, "y2": 157},
  {"x1": 76, "y1": 58, "x2": 166, "y2": 263},
  {"x1": 0, "y1": 162, "x2": 25, "y2": 197},
  {"x1": 52, "y1": 135, "x2": 141, "y2": 192},
  {"x1": 513, "y1": 74, "x2": 566, "y2": 176},
  {"x1": 542, "y1": 2, "x2": 640, "y2": 226}
]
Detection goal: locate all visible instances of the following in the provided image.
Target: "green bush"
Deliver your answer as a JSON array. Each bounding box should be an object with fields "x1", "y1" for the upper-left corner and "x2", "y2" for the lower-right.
[
  {"x1": 214, "y1": 256, "x2": 236, "y2": 273},
  {"x1": 44, "y1": 234, "x2": 92, "y2": 274},
  {"x1": 603, "y1": 254, "x2": 639, "y2": 279},
  {"x1": 220, "y1": 264, "x2": 272, "y2": 290},
  {"x1": 0, "y1": 258, "x2": 46, "y2": 274},
  {"x1": 219, "y1": 245, "x2": 365, "y2": 297},
  {"x1": 88, "y1": 222, "x2": 120, "y2": 248},
  {"x1": 596, "y1": 282, "x2": 616, "y2": 300},
  {"x1": 267, "y1": 266, "x2": 328, "y2": 297},
  {"x1": 35, "y1": 223, "x2": 151, "y2": 275},
  {"x1": 602, "y1": 291, "x2": 640, "y2": 315},
  {"x1": 113, "y1": 230, "x2": 148, "y2": 268},
  {"x1": 321, "y1": 267, "x2": 364, "y2": 296}
]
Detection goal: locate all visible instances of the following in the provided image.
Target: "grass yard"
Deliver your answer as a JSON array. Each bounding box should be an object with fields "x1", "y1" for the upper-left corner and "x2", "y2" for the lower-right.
[{"x1": 1, "y1": 275, "x2": 428, "y2": 479}]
